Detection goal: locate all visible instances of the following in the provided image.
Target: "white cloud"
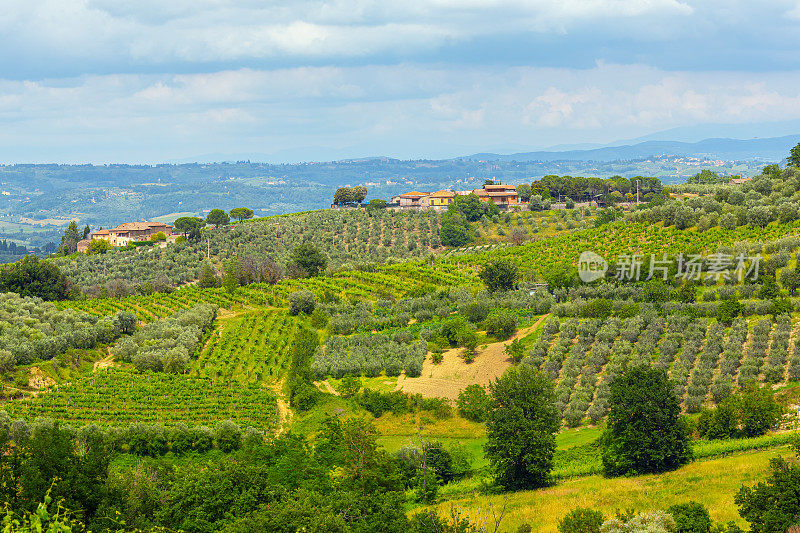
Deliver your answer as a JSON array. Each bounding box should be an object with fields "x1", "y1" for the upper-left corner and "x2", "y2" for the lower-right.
[{"x1": 1, "y1": 63, "x2": 800, "y2": 162}]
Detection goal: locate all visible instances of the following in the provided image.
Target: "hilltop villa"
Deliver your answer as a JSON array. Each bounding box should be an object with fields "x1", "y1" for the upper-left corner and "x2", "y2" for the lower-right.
[
  {"x1": 474, "y1": 184, "x2": 518, "y2": 206},
  {"x1": 77, "y1": 221, "x2": 175, "y2": 252},
  {"x1": 391, "y1": 184, "x2": 519, "y2": 210}
]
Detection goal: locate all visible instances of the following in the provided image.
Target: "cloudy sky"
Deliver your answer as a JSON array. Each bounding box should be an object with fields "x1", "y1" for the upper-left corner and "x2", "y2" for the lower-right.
[{"x1": 2, "y1": 0, "x2": 800, "y2": 163}]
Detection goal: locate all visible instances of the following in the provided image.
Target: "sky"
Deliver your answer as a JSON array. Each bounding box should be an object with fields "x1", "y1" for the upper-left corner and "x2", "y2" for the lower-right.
[{"x1": 2, "y1": 0, "x2": 800, "y2": 163}]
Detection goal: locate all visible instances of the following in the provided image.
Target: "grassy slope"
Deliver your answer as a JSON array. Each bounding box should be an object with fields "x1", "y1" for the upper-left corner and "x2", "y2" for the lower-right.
[{"x1": 426, "y1": 446, "x2": 795, "y2": 532}]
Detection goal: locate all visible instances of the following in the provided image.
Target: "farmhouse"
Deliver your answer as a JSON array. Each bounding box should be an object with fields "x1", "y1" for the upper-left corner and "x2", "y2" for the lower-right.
[
  {"x1": 473, "y1": 184, "x2": 518, "y2": 206},
  {"x1": 390, "y1": 191, "x2": 431, "y2": 208},
  {"x1": 89, "y1": 221, "x2": 174, "y2": 248},
  {"x1": 422, "y1": 190, "x2": 456, "y2": 209}
]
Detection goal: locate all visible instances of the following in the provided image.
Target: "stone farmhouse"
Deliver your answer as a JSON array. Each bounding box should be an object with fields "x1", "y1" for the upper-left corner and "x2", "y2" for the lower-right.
[{"x1": 77, "y1": 221, "x2": 175, "y2": 252}]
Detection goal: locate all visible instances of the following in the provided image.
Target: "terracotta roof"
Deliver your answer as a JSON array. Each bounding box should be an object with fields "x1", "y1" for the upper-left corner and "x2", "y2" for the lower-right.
[
  {"x1": 93, "y1": 229, "x2": 110, "y2": 235},
  {"x1": 77, "y1": 239, "x2": 90, "y2": 245},
  {"x1": 113, "y1": 221, "x2": 172, "y2": 231},
  {"x1": 429, "y1": 190, "x2": 455, "y2": 198},
  {"x1": 398, "y1": 191, "x2": 430, "y2": 198},
  {"x1": 483, "y1": 184, "x2": 516, "y2": 191},
  {"x1": 475, "y1": 187, "x2": 517, "y2": 196}
]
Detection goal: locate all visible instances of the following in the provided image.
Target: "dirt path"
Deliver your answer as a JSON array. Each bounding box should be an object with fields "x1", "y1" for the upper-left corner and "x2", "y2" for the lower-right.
[
  {"x1": 274, "y1": 396, "x2": 293, "y2": 434},
  {"x1": 268, "y1": 380, "x2": 293, "y2": 434},
  {"x1": 397, "y1": 314, "x2": 549, "y2": 400},
  {"x1": 315, "y1": 380, "x2": 340, "y2": 396},
  {"x1": 93, "y1": 349, "x2": 115, "y2": 372}
]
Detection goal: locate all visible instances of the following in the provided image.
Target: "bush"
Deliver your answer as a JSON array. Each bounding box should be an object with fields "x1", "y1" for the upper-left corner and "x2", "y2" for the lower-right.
[
  {"x1": 716, "y1": 297, "x2": 743, "y2": 325},
  {"x1": 456, "y1": 384, "x2": 490, "y2": 422},
  {"x1": 440, "y1": 316, "x2": 474, "y2": 347},
  {"x1": 666, "y1": 502, "x2": 711, "y2": 533},
  {"x1": 483, "y1": 310, "x2": 517, "y2": 339},
  {"x1": 459, "y1": 300, "x2": 490, "y2": 323},
  {"x1": 338, "y1": 375, "x2": 362, "y2": 398},
  {"x1": 579, "y1": 298, "x2": 613, "y2": 319},
  {"x1": 740, "y1": 384, "x2": 783, "y2": 438},
  {"x1": 478, "y1": 259, "x2": 519, "y2": 292},
  {"x1": 214, "y1": 420, "x2": 242, "y2": 453},
  {"x1": 289, "y1": 290, "x2": 316, "y2": 315},
  {"x1": 310, "y1": 307, "x2": 328, "y2": 328},
  {"x1": 600, "y1": 511, "x2": 676, "y2": 533},
  {"x1": 558, "y1": 508, "x2": 604, "y2": 533},
  {"x1": 736, "y1": 457, "x2": 800, "y2": 533}
]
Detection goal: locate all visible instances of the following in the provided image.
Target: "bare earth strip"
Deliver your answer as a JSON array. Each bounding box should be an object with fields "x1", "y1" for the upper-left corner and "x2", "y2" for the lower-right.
[{"x1": 397, "y1": 315, "x2": 549, "y2": 400}]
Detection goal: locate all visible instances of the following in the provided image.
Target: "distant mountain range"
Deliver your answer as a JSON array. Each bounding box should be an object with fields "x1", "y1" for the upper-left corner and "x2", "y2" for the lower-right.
[{"x1": 466, "y1": 134, "x2": 800, "y2": 163}]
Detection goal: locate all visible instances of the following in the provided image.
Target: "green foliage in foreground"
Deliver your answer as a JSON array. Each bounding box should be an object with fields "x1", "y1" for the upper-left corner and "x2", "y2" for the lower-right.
[
  {"x1": 602, "y1": 366, "x2": 692, "y2": 476},
  {"x1": 485, "y1": 365, "x2": 559, "y2": 490},
  {"x1": 736, "y1": 453, "x2": 800, "y2": 533}
]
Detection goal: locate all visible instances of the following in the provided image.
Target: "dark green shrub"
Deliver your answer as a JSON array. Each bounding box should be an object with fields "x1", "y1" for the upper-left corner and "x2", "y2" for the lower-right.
[
  {"x1": 288, "y1": 290, "x2": 316, "y2": 315},
  {"x1": 483, "y1": 310, "x2": 517, "y2": 339},
  {"x1": 558, "y1": 508, "x2": 604, "y2": 533},
  {"x1": 666, "y1": 501, "x2": 711, "y2": 533}
]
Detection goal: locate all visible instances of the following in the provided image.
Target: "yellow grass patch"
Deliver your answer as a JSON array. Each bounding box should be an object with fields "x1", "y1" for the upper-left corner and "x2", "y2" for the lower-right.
[{"x1": 425, "y1": 447, "x2": 794, "y2": 532}]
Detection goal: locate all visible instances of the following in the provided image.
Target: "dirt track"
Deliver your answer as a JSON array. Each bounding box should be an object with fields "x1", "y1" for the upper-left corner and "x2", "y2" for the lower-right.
[{"x1": 397, "y1": 315, "x2": 548, "y2": 400}]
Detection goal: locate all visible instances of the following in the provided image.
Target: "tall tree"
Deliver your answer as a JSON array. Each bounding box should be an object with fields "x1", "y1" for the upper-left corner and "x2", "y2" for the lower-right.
[
  {"x1": 59, "y1": 221, "x2": 82, "y2": 255},
  {"x1": 0, "y1": 256, "x2": 70, "y2": 301},
  {"x1": 352, "y1": 186, "x2": 368, "y2": 203},
  {"x1": 601, "y1": 366, "x2": 692, "y2": 476},
  {"x1": 229, "y1": 207, "x2": 254, "y2": 223},
  {"x1": 82, "y1": 225, "x2": 91, "y2": 239},
  {"x1": 333, "y1": 187, "x2": 354, "y2": 205},
  {"x1": 516, "y1": 183, "x2": 532, "y2": 202},
  {"x1": 174, "y1": 216, "x2": 205, "y2": 241},
  {"x1": 206, "y1": 209, "x2": 230, "y2": 229},
  {"x1": 484, "y1": 365, "x2": 559, "y2": 490},
  {"x1": 439, "y1": 210, "x2": 473, "y2": 248}
]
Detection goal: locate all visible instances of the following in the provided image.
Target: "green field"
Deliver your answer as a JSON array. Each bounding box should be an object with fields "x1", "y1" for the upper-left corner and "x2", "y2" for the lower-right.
[{"x1": 427, "y1": 446, "x2": 795, "y2": 532}]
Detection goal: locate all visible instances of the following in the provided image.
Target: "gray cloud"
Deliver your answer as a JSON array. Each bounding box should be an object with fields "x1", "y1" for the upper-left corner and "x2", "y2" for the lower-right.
[{"x1": 6, "y1": 0, "x2": 789, "y2": 78}]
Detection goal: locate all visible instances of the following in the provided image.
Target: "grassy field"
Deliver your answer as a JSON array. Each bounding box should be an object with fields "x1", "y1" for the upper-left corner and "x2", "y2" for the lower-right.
[{"x1": 425, "y1": 446, "x2": 795, "y2": 532}]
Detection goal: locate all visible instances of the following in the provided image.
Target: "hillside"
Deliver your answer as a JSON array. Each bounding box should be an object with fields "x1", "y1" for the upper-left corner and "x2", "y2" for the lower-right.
[{"x1": 2, "y1": 161, "x2": 800, "y2": 530}]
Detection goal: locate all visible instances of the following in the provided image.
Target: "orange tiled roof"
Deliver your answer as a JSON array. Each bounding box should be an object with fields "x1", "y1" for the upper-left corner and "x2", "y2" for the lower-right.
[
  {"x1": 398, "y1": 191, "x2": 430, "y2": 198},
  {"x1": 483, "y1": 184, "x2": 516, "y2": 190},
  {"x1": 114, "y1": 221, "x2": 171, "y2": 231},
  {"x1": 429, "y1": 190, "x2": 455, "y2": 198},
  {"x1": 93, "y1": 229, "x2": 110, "y2": 235}
]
